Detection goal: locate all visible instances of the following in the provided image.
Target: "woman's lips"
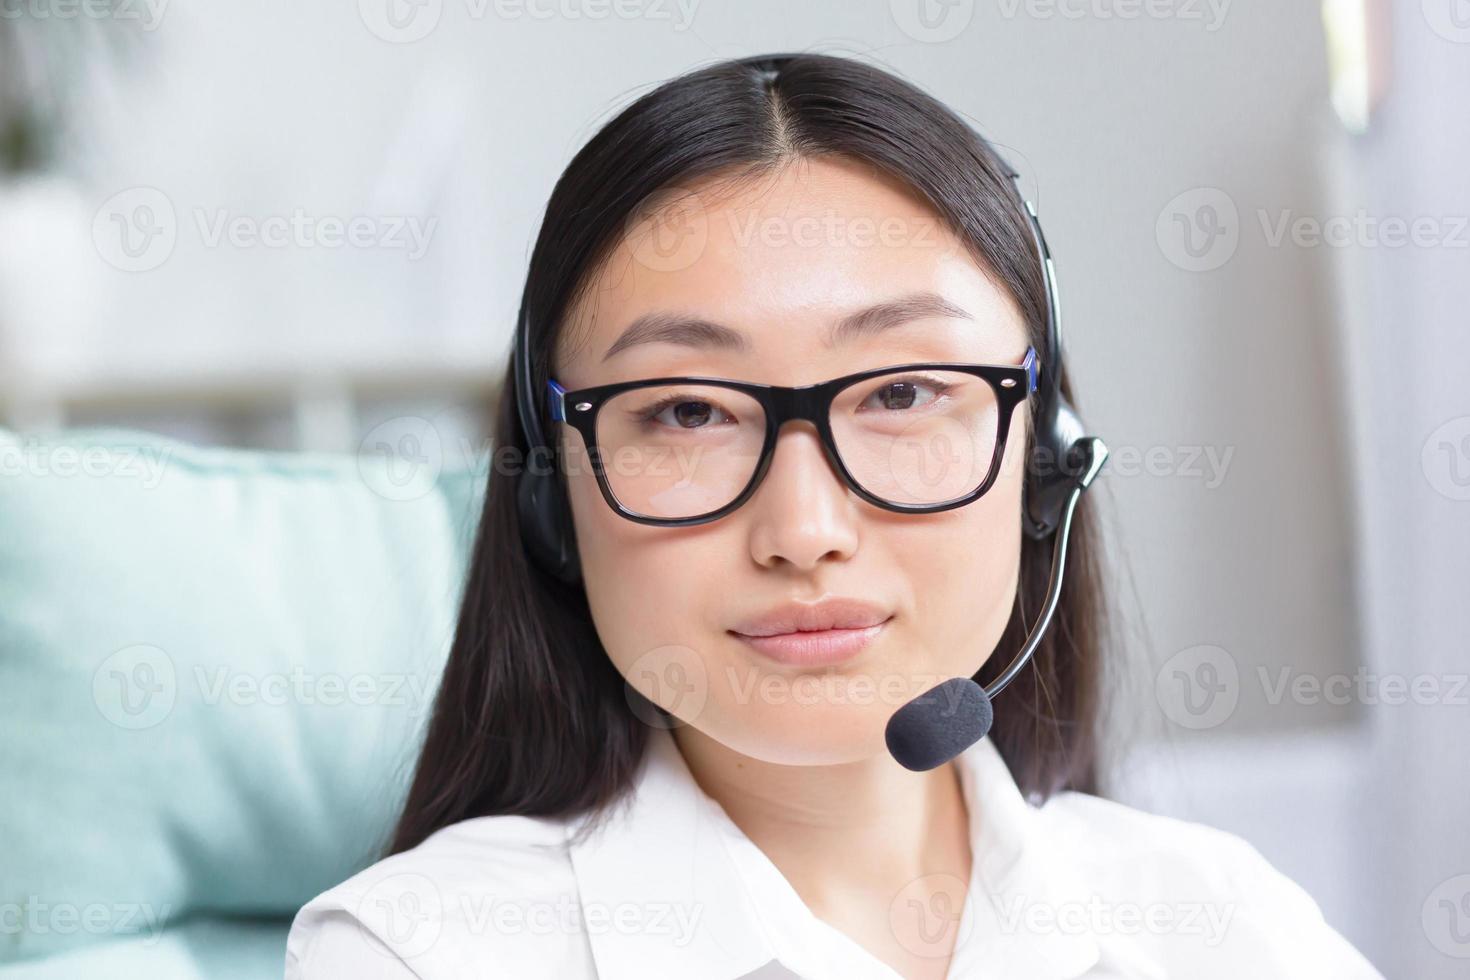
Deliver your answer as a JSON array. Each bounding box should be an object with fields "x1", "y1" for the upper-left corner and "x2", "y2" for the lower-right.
[{"x1": 730, "y1": 617, "x2": 891, "y2": 667}]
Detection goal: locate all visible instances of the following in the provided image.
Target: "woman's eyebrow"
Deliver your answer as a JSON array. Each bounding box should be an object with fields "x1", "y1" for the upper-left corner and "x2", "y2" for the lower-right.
[{"x1": 600, "y1": 291, "x2": 973, "y2": 362}]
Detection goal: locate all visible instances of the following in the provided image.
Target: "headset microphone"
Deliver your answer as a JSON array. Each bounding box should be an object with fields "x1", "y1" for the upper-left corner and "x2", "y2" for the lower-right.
[{"x1": 884, "y1": 173, "x2": 1110, "y2": 772}]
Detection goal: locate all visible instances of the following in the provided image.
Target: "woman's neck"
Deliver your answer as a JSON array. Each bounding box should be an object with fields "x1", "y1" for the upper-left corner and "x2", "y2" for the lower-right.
[{"x1": 670, "y1": 723, "x2": 974, "y2": 930}]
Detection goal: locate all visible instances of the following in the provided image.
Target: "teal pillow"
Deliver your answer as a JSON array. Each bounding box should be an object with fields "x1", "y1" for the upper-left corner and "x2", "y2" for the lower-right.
[
  {"x1": 0, "y1": 427, "x2": 484, "y2": 965},
  {"x1": 0, "y1": 919, "x2": 288, "y2": 980}
]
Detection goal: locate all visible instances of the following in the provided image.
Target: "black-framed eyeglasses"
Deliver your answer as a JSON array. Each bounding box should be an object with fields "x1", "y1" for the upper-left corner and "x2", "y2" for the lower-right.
[{"x1": 545, "y1": 347, "x2": 1038, "y2": 526}]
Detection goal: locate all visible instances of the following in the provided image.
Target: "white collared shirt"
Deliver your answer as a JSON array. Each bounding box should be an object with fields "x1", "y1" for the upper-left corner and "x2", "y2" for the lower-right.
[{"x1": 285, "y1": 728, "x2": 1382, "y2": 979}]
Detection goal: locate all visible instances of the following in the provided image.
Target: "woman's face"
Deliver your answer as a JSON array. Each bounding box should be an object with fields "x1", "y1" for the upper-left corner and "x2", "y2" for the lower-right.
[{"x1": 552, "y1": 156, "x2": 1032, "y2": 766}]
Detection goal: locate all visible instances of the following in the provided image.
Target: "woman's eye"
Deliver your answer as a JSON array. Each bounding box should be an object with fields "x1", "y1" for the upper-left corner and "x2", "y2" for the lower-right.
[
  {"x1": 858, "y1": 378, "x2": 948, "y2": 412},
  {"x1": 645, "y1": 397, "x2": 734, "y2": 429}
]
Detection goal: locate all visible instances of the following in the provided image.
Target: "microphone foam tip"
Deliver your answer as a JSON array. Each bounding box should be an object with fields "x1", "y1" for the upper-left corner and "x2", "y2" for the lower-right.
[{"x1": 885, "y1": 677, "x2": 994, "y2": 772}]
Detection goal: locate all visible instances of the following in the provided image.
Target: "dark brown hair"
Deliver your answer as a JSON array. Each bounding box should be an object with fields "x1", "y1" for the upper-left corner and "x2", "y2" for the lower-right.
[{"x1": 389, "y1": 51, "x2": 1108, "y2": 855}]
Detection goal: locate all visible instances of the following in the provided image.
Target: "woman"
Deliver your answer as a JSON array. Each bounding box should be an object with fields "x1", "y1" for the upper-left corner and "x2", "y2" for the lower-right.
[{"x1": 286, "y1": 53, "x2": 1381, "y2": 979}]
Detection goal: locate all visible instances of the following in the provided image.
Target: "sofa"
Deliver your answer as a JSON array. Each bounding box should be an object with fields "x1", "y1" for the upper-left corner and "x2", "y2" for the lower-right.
[{"x1": 0, "y1": 426, "x2": 484, "y2": 978}]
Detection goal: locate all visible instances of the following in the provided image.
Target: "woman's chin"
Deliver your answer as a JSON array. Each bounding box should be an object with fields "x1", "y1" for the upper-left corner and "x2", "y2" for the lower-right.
[{"x1": 677, "y1": 701, "x2": 896, "y2": 767}]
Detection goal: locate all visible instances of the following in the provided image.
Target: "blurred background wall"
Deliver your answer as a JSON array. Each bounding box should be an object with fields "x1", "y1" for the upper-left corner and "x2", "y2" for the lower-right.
[{"x1": 2, "y1": 1, "x2": 1466, "y2": 975}]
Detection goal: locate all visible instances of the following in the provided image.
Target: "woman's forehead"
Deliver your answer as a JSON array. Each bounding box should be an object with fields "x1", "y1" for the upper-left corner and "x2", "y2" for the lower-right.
[{"x1": 556, "y1": 158, "x2": 1028, "y2": 381}]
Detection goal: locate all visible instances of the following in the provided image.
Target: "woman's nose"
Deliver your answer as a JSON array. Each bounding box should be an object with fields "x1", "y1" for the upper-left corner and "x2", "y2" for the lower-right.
[{"x1": 744, "y1": 422, "x2": 860, "y2": 572}]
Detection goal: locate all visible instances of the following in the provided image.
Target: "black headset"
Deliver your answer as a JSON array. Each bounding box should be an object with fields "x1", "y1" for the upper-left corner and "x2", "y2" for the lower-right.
[{"x1": 512, "y1": 135, "x2": 1103, "y2": 588}]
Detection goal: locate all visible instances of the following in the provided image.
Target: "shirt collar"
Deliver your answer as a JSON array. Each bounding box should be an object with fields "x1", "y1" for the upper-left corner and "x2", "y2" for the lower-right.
[
  {"x1": 565, "y1": 726, "x2": 1101, "y2": 980},
  {"x1": 950, "y1": 734, "x2": 1102, "y2": 979},
  {"x1": 565, "y1": 726, "x2": 775, "y2": 979}
]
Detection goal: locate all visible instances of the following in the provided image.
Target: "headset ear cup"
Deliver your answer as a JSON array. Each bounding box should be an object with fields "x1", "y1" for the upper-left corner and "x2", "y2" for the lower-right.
[
  {"x1": 516, "y1": 468, "x2": 582, "y2": 584},
  {"x1": 1024, "y1": 396, "x2": 1088, "y2": 539},
  {"x1": 554, "y1": 481, "x2": 582, "y2": 584}
]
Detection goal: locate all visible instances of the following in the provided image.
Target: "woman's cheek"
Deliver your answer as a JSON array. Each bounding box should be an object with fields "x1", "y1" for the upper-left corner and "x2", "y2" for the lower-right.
[
  {"x1": 904, "y1": 499, "x2": 1021, "y2": 684},
  {"x1": 574, "y1": 502, "x2": 724, "y2": 726}
]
